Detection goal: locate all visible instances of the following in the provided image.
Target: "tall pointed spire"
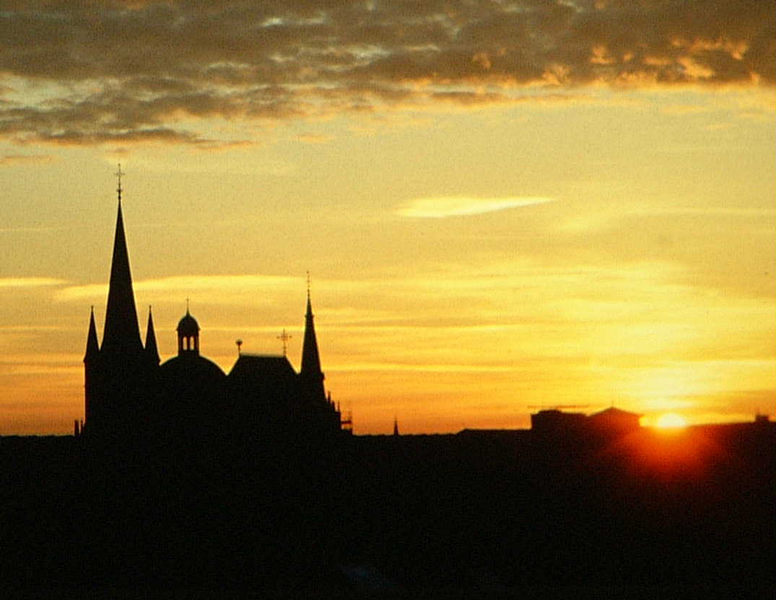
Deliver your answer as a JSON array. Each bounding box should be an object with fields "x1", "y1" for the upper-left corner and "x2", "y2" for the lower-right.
[
  {"x1": 84, "y1": 306, "x2": 100, "y2": 362},
  {"x1": 83, "y1": 306, "x2": 101, "y2": 426},
  {"x1": 301, "y1": 297, "x2": 321, "y2": 376},
  {"x1": 145, "y1": 306, "x2": 160, "y2": 365},
  {"x1": 101, "y1": 166, "x2": 143, "y2": 356},
  {"x1": 300, "y1": 276, "x2": 325, "y2": 400}
]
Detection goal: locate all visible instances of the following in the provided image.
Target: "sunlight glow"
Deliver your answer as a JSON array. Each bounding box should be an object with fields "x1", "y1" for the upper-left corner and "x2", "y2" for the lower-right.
[{"x1": 655, "y1": 412, "x2": 688, "y2": 430}]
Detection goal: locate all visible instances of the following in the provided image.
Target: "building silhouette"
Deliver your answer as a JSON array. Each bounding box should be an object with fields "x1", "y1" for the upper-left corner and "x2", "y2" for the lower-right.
[
  {"x1": 530, "y1": 406, "x2": 641, "y2": 437},
  {"x1": 83, "y1": 185, "x2": 342, "y2": 443}
]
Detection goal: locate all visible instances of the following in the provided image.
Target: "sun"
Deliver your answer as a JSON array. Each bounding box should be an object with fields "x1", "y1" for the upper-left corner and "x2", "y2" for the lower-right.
[{"x1": 654, "y1": 412, "x2": 688, "y2": 430}]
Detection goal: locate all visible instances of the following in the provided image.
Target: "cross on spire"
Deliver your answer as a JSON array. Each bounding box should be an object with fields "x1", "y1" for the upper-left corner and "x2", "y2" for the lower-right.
[
  {"x1": 115, "y1": 163, "x2": 124, "y2": 202},
  {"x1": 277, "y1": 328, "x2": 292, "y2": 356}
]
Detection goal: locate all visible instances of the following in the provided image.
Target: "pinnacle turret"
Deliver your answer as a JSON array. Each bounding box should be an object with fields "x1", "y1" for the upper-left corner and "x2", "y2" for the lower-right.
[
  {"x1": 84, "y1": 306, "x2": 100, "y2": 362},
  {"x1": 145, "y1": 306, "x2": 160, "y2": 365}
]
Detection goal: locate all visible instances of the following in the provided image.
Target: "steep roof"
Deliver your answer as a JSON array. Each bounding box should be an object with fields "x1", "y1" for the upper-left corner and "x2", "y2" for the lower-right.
[
  {"x1": 229, "y1": 354, "x2": 297, "y2": 381},
  {"x1": 100, "y1": 200, "x2": 143, "y2": 356}
]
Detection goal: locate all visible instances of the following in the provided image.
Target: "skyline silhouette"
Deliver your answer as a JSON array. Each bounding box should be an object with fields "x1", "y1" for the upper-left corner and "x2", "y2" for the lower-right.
[
  {"x1": 1, "y1": 391, "x2": 773, "y2": 592},
  {"x1": 81, "y1": 181, "x2": 342, "y2": 444}
]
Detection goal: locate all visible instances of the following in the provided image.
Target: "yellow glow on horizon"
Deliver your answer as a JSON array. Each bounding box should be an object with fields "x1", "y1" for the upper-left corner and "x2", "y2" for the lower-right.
[{"x1": 654, "y1": 412, "x2": 688, "y2": 430}]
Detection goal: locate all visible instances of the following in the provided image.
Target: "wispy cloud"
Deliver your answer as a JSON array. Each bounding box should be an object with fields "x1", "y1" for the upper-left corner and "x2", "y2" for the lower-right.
[
  {"x1": 55, "y1": 274, "x2": 299, "y2": 302},
  {"x1": 0, "y1": 154, "x2": 54, "y2": 166},
  {"x1": 397, "y1": 196, "x2": 554, "y2": 218},
  {"x1": 327, "y1": 362, "x2": 514, "y2": 374},
  {"x1": 297, "y1": 133, "x2": 334, "y2": 144},
  {"x1": 0, "y1": 277, "x2": 67, "y2": 288},
  {"x1": 0, "y1": 226, "x2": 63, "y2": 233}
]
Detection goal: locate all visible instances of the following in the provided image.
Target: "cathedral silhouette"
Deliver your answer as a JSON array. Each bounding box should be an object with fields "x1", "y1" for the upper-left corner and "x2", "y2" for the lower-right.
[{"x1": 82, "y1": 177, "x2": 342, "y2": 443}]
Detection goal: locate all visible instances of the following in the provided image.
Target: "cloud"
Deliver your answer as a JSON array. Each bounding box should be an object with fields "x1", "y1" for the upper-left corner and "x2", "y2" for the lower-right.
[
  {"x1": 0, "y1": 1, "x2": 772, "y2": 146},
  {"x1": 297, "y1": 133, "x2": 334, "y2": 144},
  {"x1": 0, "y1": 154, "x2": 54, "y2": 166},
  {"x1": 397, "y1": 196, "x2": 554, "y2": 218},
  {"x1": 55, "y1": 274, "x2": 299, "y2": 302},
  {"x1": 0, "y1": 225, "x2": 63, "y2": 233},
  {"x1": 0, "y1": 277, "x2": 67, "y2": 288}
]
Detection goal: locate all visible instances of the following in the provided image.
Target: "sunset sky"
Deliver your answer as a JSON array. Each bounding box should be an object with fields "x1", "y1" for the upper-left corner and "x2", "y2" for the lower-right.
[{"x1": 1, "y1": 1, "x2": 774, "y2": 434}]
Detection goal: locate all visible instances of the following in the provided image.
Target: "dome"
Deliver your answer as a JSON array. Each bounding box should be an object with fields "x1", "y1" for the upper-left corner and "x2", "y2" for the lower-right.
[
  {"x1": 158, "y1": 354, "x2": 227, "y2": 408},
  {"x1": 177, "y1": 310, "x2": 200, "y2": 336},
  {"x1": 156, "y1": 355, "x2": 228, "y2": 436},
  {"x1": 159, "y1": 354, "x2": 226, "y2": 387}
]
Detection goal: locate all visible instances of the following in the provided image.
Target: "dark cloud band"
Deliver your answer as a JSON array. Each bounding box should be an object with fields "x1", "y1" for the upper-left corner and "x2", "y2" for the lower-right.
[{"x1": 1, "y1": 0, "x2": 772, "y2": 145}]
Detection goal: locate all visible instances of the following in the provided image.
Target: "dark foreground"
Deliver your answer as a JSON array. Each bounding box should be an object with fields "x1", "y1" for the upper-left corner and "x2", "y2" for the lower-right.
[{"x1": 1, "y1": 422, "x2": 774, "y2": 594}]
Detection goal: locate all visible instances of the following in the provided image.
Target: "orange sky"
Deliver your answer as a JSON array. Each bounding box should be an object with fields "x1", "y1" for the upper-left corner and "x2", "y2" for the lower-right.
[{"x1": 0, "y1": 1, "x2": 774, "y2": 434}]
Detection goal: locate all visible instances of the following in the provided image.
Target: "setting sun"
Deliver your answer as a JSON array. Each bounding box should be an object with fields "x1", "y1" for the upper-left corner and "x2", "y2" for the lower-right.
[{"x1": 655, "y1": 413, "x2": 688, "y2": 430}]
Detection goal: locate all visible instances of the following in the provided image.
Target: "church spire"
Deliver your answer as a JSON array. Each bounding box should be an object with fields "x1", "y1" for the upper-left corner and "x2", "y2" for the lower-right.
[
  {"x1": 300, "y1": 278, "x2": 325, "y2": 398},
  {"x1": 145, "y1": 306, "x2": 160, "y2": 365},
  {"x1": 84, "y1": 306, "x2": 100, "y2": 362},
  {"x1": 100, "y1": 167, "x2": 143, "y2": 356}
]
